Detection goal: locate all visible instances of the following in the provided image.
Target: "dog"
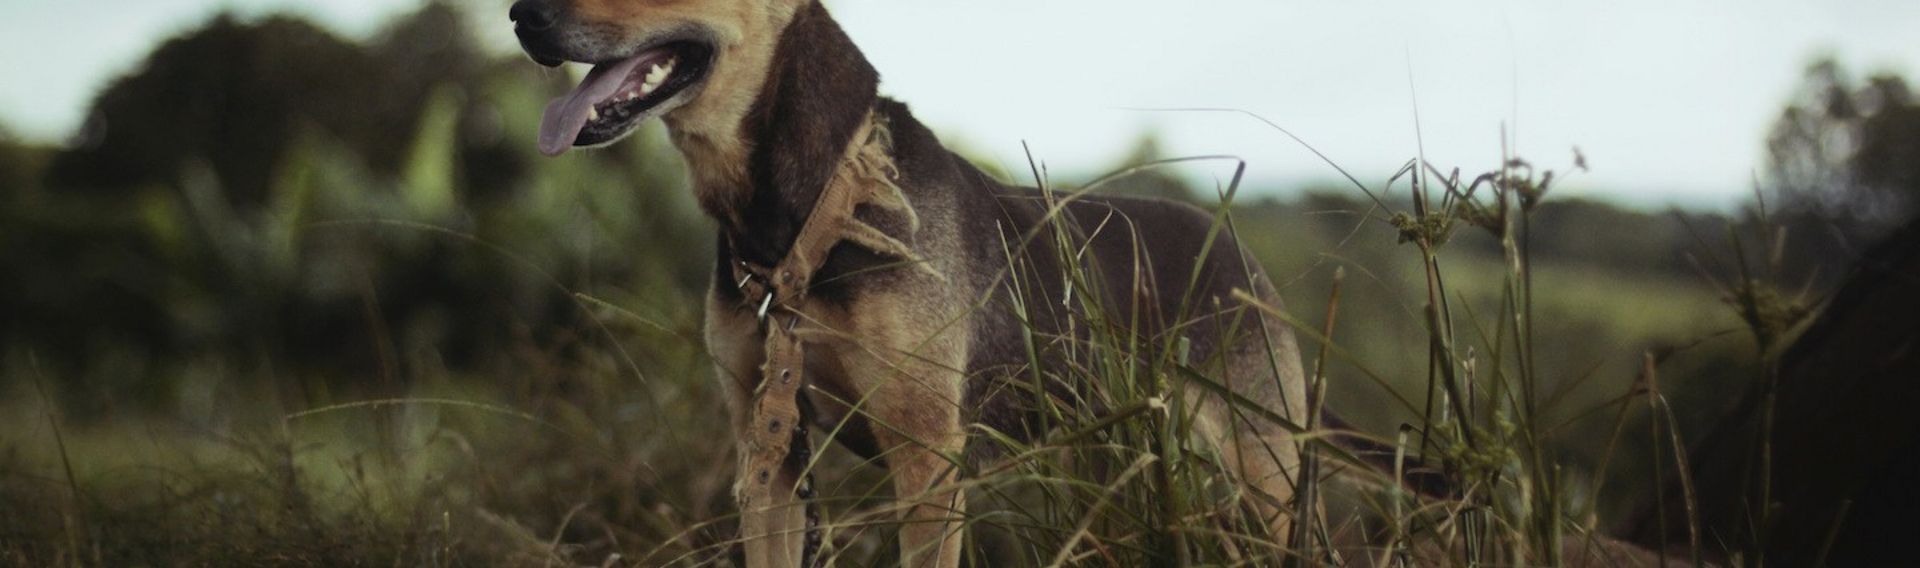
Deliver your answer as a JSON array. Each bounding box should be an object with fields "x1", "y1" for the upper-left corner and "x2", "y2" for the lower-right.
[{"x1": 510, "y1": 1, "x2": 1309, "y2": 565}]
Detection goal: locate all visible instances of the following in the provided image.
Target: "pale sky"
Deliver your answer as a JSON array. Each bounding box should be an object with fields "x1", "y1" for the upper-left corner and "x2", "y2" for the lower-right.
[{"x1": 4, "y1": 0, "x2": 1918, "y2": 209}]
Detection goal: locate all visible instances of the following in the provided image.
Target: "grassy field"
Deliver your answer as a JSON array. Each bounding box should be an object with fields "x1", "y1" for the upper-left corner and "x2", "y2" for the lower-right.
[
  {"x1": 1, "y1": 134, "x2": 1767, "y2": 565},
  {"x1": 0, "y1": 5, "x2": 1807, "y2": 566}
]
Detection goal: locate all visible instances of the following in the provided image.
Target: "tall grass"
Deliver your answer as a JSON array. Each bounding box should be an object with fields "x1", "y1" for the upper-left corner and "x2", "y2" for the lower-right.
[{"x1": 3, "y1": 100, "x2": 1762, "y2": 565}]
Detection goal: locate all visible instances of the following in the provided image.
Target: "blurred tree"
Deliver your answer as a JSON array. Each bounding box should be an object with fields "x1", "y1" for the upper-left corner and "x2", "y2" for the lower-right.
[
  {"x1": 1853, "y1": 76, "x2": 1920, "y2": 209},
  {"x1": 46, "y1": 15, "x2": 373, "y2": 206},
  {"x1": 368, "y1": 1, "x2": 485, "y2": 176},
  {"x1": 1618, "y1": 59, "x2": 1920, "y2": 563},
  {"x1": 1763, "y1": 59, "x2": 1920, "y2": 280},
  {"x1": 1505, "y1": 198, "x2": 1707, "y2": 280},
  {"x1": 43, "y1": 2, "x2": 501, "y2": 209},
  {"x1": 9, "y1": 2, "x2": 681, "y2": 412},
  {"x1": 0, "y1": 128, "x2": 48, "y2": 198}
]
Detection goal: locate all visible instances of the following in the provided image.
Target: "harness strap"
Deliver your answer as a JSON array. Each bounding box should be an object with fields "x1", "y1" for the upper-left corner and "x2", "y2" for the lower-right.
[
  {"x1": 730, "y1": 113, "x2": 929, "y2": 314},
  {"x1": 732, "y1": 110, "x2": 924, "y2": 566}
]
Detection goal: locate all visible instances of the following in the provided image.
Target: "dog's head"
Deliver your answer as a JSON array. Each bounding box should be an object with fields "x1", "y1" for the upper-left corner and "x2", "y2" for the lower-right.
[{"x1": 511, "y1": 0, "x2": 806, "y2": 156}]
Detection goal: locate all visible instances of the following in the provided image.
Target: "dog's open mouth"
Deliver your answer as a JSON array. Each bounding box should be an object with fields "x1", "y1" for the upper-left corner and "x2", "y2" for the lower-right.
[{"x1": 537, "y1": 41, "x2": 714, "y2": 156}]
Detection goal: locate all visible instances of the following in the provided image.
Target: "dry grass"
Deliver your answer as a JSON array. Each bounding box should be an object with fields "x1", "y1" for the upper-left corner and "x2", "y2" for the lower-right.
[{"x1": 1, "y1": 134, "x2": 1778, "y2": 566}]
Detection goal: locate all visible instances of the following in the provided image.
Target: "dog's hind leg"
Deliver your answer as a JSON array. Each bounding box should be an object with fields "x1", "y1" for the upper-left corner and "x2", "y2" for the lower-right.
[
  {"x1": 1197, "y1": 284, "x2": 1312, "y2": 544},
  {"x1": 1218, "y1": 393, "x2": 1307, "y2": 539}
]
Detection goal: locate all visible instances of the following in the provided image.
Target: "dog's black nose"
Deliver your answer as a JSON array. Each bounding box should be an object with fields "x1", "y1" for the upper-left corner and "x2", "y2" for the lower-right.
[{"x1": 509, "y1": 0, "x2": 559, "y2": 32}]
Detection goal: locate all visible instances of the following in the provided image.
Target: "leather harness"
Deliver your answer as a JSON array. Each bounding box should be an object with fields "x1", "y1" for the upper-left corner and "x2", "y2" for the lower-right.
[{"x1": 727, "y1": 110, "x2": 926, "y2": 565}]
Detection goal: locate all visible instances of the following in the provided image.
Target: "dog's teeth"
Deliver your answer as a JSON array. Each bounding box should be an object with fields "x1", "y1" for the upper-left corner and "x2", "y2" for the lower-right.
[{"x1": 588, "y1": 107, "x2": 599, "y2": 120}]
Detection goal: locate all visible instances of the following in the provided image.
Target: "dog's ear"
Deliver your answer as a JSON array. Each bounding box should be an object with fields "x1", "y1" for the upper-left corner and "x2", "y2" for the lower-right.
[{"x1": 745, "y1": 1, "x2": 879, "y2": 227}]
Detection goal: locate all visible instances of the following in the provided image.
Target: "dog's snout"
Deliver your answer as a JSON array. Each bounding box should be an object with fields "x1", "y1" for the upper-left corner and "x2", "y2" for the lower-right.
[
  {"x1": 509, "y1": 0, "x2": 559, "y2": 32},
  {"x1": 509, "y1": 0, "x2": 567, "y2": 67}
]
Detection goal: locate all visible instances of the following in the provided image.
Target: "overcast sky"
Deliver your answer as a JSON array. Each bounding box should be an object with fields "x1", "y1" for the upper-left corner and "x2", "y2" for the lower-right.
[{"x1": 4, "y1": 0, "x2": 1917, "y2": 209}]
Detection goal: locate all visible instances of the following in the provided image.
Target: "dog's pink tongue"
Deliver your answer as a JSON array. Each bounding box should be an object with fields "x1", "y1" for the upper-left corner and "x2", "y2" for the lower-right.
[{"x1": 538, "y1": 57, "x2": 648, "y2": 156}]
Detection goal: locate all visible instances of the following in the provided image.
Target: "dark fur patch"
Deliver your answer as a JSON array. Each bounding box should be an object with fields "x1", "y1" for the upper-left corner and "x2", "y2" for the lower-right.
[
  {"x1": 704, "y1": 3, "x2": 1306, "y2": 475},
  {"x1": 730, "y1": 1, "x2": 879, "y2": 269}
]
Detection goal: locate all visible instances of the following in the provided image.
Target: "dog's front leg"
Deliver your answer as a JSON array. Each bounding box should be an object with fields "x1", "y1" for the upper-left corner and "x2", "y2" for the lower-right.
[
  {"x1": 871, "y1": 387, "x2": 965, "y2": 568},
  {"x1": 843, "y1": 341, "x2": 968, "y2": 568},
  {"x1": 707, "y1": 303, "x2": 809, "y2": 567},
  {"x1": 734, "y1": 437, "x2": 810, "y2": 567}
]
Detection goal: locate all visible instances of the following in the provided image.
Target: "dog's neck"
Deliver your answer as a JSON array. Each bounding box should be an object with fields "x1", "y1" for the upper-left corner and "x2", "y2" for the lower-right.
[{"x1": 664, "y1": 1, "x2": 880, "y2": 267}]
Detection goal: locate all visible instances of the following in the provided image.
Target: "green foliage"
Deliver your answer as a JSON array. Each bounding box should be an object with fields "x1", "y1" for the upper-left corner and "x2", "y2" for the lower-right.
[
  {"x1": 1767, "y1": 59, "x2": 1920, "y2": 224},
  {"x1": 3, "y1": 3, "x2": 1892, "y2": 566},
  {"x1": 1761, "y1": 58, "x2": 1920, "y2": 290}
]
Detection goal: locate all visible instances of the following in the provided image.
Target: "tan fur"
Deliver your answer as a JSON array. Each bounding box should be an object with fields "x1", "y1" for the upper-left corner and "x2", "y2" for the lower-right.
[
  {"x1": 566, "y1": 0, "x2": 803, "y2": 223},
  {"x1": 710, "y1": 284, "x2": 973, "y2": 567},
  {"x1": 775, "y1": 115, "x2": 935, "y2": 289},
  {"x1": 793, "y1": 127, "x2": 969, "y2": 567},
  {"x1": 701, "y1": 108, "x2": 971, "y2": 566},
  {"x1": 536, "y1": 2, "x2": 1307, "y2": 565},
  {"x1": 799, "y1": 281, "x2": 971, "y2": 568},
  {"x1": 1204, "y1": 275, "x2": 1309, "y2": 534}
]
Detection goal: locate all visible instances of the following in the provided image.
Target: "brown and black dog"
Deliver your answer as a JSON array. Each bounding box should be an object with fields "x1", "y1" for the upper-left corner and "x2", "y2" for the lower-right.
[{"x1": 510, "y1": 0, "x2": 1309, "y2": 565}]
